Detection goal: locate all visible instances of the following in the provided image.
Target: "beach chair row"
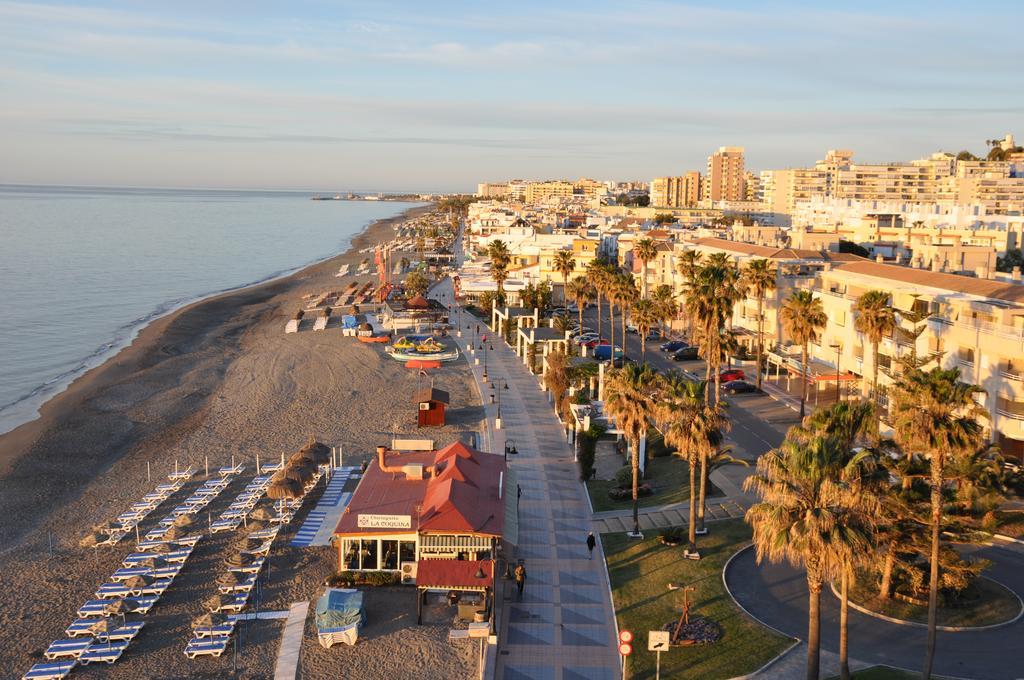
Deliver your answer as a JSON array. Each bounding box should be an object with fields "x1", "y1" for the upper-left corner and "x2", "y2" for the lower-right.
[
  {"x1": 94, "y1": 477, "x2": 188, "y2": 547},
  {"x1": 210, "y1": 475, "x2": 273, "y2": 533},
  {"x1": 146, "y1": 474, "x2": 236, "y2": 541}
]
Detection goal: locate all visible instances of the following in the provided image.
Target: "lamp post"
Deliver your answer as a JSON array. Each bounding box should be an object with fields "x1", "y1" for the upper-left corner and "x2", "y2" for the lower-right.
[
  {"x1": 830, "y1": 342, "x2": 842, "y2": 403},
  {"x1": 482, "y1": 343, "x2": 488, "y2": 383}
]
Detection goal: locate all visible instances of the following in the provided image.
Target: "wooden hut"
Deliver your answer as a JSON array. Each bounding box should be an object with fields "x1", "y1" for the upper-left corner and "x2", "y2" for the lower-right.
[{"x1": 413, "y1": 387, "x2": 449, "y2": 428}]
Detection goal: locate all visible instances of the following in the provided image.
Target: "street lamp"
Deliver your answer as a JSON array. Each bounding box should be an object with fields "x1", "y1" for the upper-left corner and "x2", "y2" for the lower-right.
[{"x1": 830, "y1": 343, "x2": 842, "y2": 403}]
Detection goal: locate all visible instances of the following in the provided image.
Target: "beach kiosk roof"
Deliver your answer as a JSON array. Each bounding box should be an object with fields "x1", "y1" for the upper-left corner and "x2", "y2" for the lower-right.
[
  {"x1": 406, "y1": 294, "x2": 431, "y2": 309},
  {"x1": 415, "y1": 559, "x2": 493, "y2": 591},
  {"x1": 412, "y1": 387, "x2": 450, "y2": 405}
]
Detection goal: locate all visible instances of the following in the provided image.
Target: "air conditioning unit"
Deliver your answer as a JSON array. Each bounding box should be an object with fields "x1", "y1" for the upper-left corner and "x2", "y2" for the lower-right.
[
  {"x1": 419, "y1": 402, "x2": 431, "y2": 411},
  {"x1": 401, "y1": 562, "x2": 418, "y2": 583}
]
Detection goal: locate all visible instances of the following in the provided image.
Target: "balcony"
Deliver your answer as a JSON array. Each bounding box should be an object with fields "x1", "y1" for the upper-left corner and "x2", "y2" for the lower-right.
[
  {"x1": 1000, "y1": 369, "x2": 1024, "y2": 382},
  {"x1": 930, "y1": 315, "x2": 1024, "y2": 341}
]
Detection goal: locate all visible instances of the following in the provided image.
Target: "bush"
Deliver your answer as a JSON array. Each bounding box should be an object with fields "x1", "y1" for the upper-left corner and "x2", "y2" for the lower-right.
[
  {"x1": 659, "y1": 527, "x2": 685, "y2": 545},
  {"x1": 363, "y1": 571, "x2": 399, "y2": 587},
  {"x1": 572, "y1": 391, "x2": 591, "y2": 405},
  {"x1": 981, "y1": 511, "x2": 999, "y2": 533},
  {"x1": 577, "y1": 423, "x2": 606, "y2": 482},
  {"x1": 327, "y1": 571, "x2": 358, "y2": 587},
  {"x1": 614, "y1": 466, "x2": 633, "y2": 488},
  {"x1": 608, "y1": 483, "x2": 652, "y2": 500}
]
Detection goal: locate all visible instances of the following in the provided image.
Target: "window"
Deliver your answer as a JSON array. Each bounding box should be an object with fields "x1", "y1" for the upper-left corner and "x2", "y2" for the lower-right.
[
  {"x1": 399, "y1": 540, "x2": 417, "y2": 564},
  {"x1": 958, "y1": 347, "x2": 975, "y2": 365}
]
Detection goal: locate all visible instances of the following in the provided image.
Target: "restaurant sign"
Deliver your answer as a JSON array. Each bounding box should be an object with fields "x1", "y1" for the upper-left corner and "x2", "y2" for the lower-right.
[{"x1": 357, "y1": 514, "x2": 412, "y2": 529}]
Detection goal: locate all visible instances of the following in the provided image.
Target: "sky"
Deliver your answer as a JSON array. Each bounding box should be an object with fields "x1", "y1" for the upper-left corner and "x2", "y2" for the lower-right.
[{"x1": 1, "y1": 1, "x2": 1022, "y2": 192}]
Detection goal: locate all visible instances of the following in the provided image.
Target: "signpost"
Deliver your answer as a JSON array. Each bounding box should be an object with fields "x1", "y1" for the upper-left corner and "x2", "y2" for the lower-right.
[
  {"x1": 648, "y1": 630, "x2": 670, "y2": 680},
  {"x1": 618, "y1": 630, "x2": 633, "y2": 679}
]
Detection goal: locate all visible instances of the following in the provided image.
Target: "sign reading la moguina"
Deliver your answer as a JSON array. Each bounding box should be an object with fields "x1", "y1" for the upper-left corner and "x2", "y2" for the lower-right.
[{"x1": 357, "y1": 514, "x2": 412, "y2": 529}]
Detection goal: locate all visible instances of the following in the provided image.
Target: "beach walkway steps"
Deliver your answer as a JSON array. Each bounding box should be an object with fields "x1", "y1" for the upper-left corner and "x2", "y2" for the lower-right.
[{"x1": 289, "y1": 467, "x2": 358, "y2": 548}]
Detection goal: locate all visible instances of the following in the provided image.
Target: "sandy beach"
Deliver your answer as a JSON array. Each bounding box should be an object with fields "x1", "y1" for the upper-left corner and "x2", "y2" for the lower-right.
[{"x1": 0, "y1": 203, "x2": 483, "y2": 678}]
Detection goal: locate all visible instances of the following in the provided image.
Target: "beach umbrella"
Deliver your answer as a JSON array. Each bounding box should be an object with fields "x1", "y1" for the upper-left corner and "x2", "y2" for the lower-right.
[
  {"x1": 104, "y1": 599, "x2": 138, "y2": 616},
  {"x1": 267, "y1": 478, "x2": 302, "y2": 500},
  {"x1": 133, "y1": 556, "x2": 167, "y2": 570},
  {"x1": 193, "y1": 612, "x2": 228, "y2": 630},
  {"x1": 271, "y1": 468, "x2": 290, "y2": 483},
  {"x1": 172, "y1": 514, "x2": 194, "y2": 528},
  {"x1": 122, "y1": 575, "x2": 154, "y2": 592},
  {"x1": 224, "y1": 552, "x2": 251, "y2": 569},
  {"x1": 249, "y1": 507, "x2": 275, "y2": 522},
  {"x1": 217, "y1": 572, "x2": 247, "y2": 588},
  {"x1": 232, "y1": 537, "x2": 260, "y2": 552},
  {"x1": 282, "y1": 463, "x2": 314, "y2": 484},
  {"x1": 288, "y1": 450, "x2": 315, "y2": 466},
  {"x1": 205, "y1": 594, "x2": 233, "y2": 612},
  {"x1": 89, "y1": 619, "x2": 118, "y2": 638}
]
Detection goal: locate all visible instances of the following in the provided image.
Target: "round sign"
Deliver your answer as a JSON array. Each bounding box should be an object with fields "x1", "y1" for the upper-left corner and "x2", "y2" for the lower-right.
[
  {"x1": 618, "y1": 642, "x2": 632, "y2": 656},
  {"x1": 619, "y1": 630, "x2": 633, "y2": 643}
]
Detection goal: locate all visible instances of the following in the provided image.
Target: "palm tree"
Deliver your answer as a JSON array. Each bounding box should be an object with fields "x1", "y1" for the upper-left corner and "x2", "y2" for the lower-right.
[
  {"x1": 616, "y1": 274, "x2": 639, "y2": 355},
  {"x1": 743, "y1": 259, "x2": 777, "y2": 390},
  {"x1": 630, "y1": 299, "x2": 659, "y2": 362},
  {"x1": 889, "y1": 367, "x2": 986, "y2": 679},
  {"x1": 683, "y1": 259, "x2": 743, "y2": 404},
  {"x1": 793, "y1": 402, "x2": 879, "y2": 680},
  {"x1": 745, "y1": 433, "x2": 876, "y2": 680},
  {"x1": 587, "y1": 260, "x2": 609, "y2": 339},
  {"x1": 676, "y1": 250, "x2": 703, "y2": 340},
  {"x1": 780, "y1": 290, "x2": 827, "y2": 418},
  {"x1": 488, "y1": 240, "x2": 512, "y2": 298},
  {"x1": 658, "y1": 373, "x2": 711, "y2": 551},
  {"x1": 633, "y1": 238, "x2": 658, "y2": 299},
  {"x1": 854, "y1": 290, "x2": 896, "y2": 436},
  {"x1": 651, "y1": 284, "x2": 677, "y2": 338},
  {"x1": 604, "y1": 363, "x2": 659, "y2": 536},
  {"x1": 553, "y1": 250, "x2": 576, "y2": 306},
  {"x1": 566, "y1": 276, "x2": 593, "y2": 350}
]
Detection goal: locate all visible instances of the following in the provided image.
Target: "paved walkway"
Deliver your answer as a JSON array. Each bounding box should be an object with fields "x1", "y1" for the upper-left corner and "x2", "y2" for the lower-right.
[
  {"x1": 437, "y1": 282, "x2": 620, "y2": 680},
  {"x1": 590, "y1": 497, "x2": 748, "y2": 534},
  {"x1": 289, "y1": 466, "x2": 358, "y2": 547},
  {"x1": 273, "y1": 600, "x2": 310, "y2": 680}
]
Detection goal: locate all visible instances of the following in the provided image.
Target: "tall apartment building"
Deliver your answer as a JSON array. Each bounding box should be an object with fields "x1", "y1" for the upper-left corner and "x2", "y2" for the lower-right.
[
  {"x1": 525, "y1": 181, "x2": 574, "y2": 203},
  {"x1": 744, "y1": 171, "x2": 762, "y2": 202},
  {"x1": 705, "y1": 146, "x2": 746, "y2": 201},
  {"x1": 572, "y1": 178, "x2": 609, "y2": 199},
  {"x1": 476, "y1": 182, "x2": 509, "y2": 198},
  {"x1": 650, "y1": 172, "x2": 701, "y2": 207}
]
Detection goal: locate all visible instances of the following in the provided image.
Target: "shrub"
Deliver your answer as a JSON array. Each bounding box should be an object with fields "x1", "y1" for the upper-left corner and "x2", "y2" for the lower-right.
[
  {"x1": 572, "y1": 391, "x2": 591, "y2": 405},
  {"x1": 659, "y1": 527, "x2": 685, "y2": 545},
  {"x1": 327, "y1": 571, "x2": 358, "y2": 587},
  {"x1": 981, "y1": 510, "x2": 999, "y2": 533},
  {"x1": 614, "y1": 466, "x2": 633, "y2": 489},
  {"x1": 363, "y1": 571, "x2": 399, "y2": 587}
]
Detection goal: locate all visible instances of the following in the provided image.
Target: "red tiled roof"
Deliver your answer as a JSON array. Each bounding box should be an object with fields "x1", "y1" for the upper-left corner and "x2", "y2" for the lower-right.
[
  {"x1": 419, "y1": 442, "x2": 505, "y2": 537},
  {"x1": 416, "y1": 559, "x2": 493, "y2": 589},
  {"x1": 333, "y1": 449, "x2": 435, "y2": 536}
]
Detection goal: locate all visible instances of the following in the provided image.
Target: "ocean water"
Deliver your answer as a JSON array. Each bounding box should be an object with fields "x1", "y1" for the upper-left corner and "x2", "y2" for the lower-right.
[{"x1": 0, "y1": 185, "x2": 420, "y2": 434}]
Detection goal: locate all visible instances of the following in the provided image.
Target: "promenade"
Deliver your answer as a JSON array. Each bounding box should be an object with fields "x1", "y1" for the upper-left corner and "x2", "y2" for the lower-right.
[{"x1": 431, "y1": 280, "x2": 621, "y2": 680}]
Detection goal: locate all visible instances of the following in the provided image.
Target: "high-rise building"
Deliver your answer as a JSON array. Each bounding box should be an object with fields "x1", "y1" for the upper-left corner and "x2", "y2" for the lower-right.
[
  {"x1": 476, "y1": 182, "x2": 509, "y2": 198},
  {"x1": 650, "y1": 172, "x2": 701, "y2": 207},
  {"x1": 525, "y1": 181, "x2": 574, "y2": 203},
  {"x1": 706, "y1": 146, "x2": 746, "y2": 201}
]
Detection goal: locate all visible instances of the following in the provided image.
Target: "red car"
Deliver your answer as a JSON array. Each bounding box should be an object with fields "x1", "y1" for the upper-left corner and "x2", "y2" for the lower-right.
[
  {"x1": 583, "y1": 337, "x2": 608, "y2": 349},
  {"x1": 719, "y1": 368, "x2": 746, "y2": 382}
]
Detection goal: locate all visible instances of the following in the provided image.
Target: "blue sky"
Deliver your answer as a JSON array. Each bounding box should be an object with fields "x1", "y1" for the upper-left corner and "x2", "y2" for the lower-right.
[{"x1": 1, "y1": 1, "x2": 1022, "y2": 191}]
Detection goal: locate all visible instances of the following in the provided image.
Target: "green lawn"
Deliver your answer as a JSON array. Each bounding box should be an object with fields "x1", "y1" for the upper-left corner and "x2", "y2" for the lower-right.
[
  {"x1": 603, "y1": 518, "x2": 792, "y2": 680},
  {"x1": 587, "y1": 454, "x2": 720, "y2": 513}
]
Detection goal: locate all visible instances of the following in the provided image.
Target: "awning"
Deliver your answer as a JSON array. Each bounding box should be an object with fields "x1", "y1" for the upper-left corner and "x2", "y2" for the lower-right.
[{"x1": 416, "y1": 559, "x2": 493, "y2": 590}]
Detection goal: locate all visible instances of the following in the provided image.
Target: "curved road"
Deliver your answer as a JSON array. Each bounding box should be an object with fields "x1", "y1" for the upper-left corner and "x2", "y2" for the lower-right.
[{"x1": 726, "y1": 541, "x2": 1024, "y2": 679}]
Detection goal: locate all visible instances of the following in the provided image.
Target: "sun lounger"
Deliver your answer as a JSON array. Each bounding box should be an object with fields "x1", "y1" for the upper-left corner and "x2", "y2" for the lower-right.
[
  {"x1": 66, "y1": 620, "x2": 100, "y2": 637},
  {"x1": 218, "y1": 573, "x2": 257, "y2": 594},
  {"x1": 193, "y1": 620, "x2": 237, "y2": 639},
  {"x1": 219, "y1": 464, "x2": 244, "y2": 476},
  {"x1": 260, "y1": 462, "x2": 284, "y2": 472},
  {"x1": 168, "y1": 466, "x2": 194, "y2": 481},
  {"x1": 96, "y1": 578, "x2": 172, "y2": 598},
  {"x1": 98, "y1": 621, "x2": 145, "y2": 642},
  {"x1": 242, "y1": 539, "x2": 273, "y2": 556},
  {"x1": 43, "y1": 639, "x2": 91, "y2": 660},
  {"x1": 137, "y1": 535, "x2": 199, "y2": 550},
  {"x1": 79, "y1": 639, "x2": 129, "y2": 665},
  {"x1": 210, "y1": 518, "x2": 241, "y2": 533},
  {"x1": 123, "y1": 548, "x2": 190, "y2": 566},
  {"x1": 184, "y1": 635, "x2": 231, "y2": 658},
  {"x1": 210, "y1": 591, "x2": 249, "y2": 613},
  {"x1": 77, "y1": 596, "x2": 157, "y2": 617},
  {"x1": 22, "y1": 660, "x2": 77, "y2": 679}
]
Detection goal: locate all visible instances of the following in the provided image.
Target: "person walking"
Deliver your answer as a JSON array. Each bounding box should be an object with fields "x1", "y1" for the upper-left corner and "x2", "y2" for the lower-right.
[
  {"x1": 514, "y1": 563, "x2": 527, "y2": 599},
  {"x1": 586, "y1": 532, "x2": 596, "y2": 559}
]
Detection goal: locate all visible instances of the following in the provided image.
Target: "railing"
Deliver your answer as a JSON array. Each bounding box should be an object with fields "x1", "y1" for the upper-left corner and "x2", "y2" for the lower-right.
[
  {"x1": 1000, "y1": 369, "x2": 1024, "y2": 382},
  {"x1": 996, "y1": 408, "x2": 1024, "y2": 421},
  {"x1": 930, "y1": 315, "x2": 1024, "y2": 341}
]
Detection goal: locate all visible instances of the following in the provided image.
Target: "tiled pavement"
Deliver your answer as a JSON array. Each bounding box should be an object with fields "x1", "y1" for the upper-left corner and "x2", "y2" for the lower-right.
[
  {"x1": 289, "y1": 466, "x2": 358, "y2": 547},
  {"x1": 590, "y1": 497, "x2": 748, "y2": 534},
  {"x1": 438, "y1": 287, "x2": 620, "y2": 680}
]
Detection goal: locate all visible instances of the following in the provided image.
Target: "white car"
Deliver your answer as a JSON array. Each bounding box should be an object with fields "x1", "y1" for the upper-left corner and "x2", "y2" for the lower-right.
[{"x1": 574, "y1": 333, "x2": 600, "y2": 345}]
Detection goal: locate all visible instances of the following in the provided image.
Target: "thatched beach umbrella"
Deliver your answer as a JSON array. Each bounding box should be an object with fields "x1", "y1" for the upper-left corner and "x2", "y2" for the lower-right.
[
  {"x1": 224, "y1": 552, "x2": 251, "y2": 569},
  {"x1": 246, "y1": 520, "x2": 268, "y2": 533},
  {"x1": 232, "y1": 536, "x2": 261, "y2": 552},
  {"x1": 89, "y1": 619, "x2": 118, "y2": 638},
  {"x1": 282, "y1": 462, "x2": 315, "y2": 484},
  {"x1": 80, "y1": 532, "x2": 104, "y2": 549},
  {"x1": 193, "y1": 612, "x2": 228, "y2": 630},
  {"x1": 288, "y1": 449, "x2": 315, "y2": 466},
  {"x1": 205, "y1": 594, "x2": 232, "y2": 612},
  {"x1": 217, "y1": 572, "x2": 247, "y2": 588},
  {"x1": 104, "y1": 599, "x2": 138, "y2": 616},
  {"x1": 249, "y1": 507, "x2": 275, "y2": 522},
  {"x1": 161, "y1": 525, "x2": 187, "y2": 541},
  {"x1": 172, "y1": 514, "x2": 193, "y2": 528},
  {"x1": 122, "y1": 575, "x2": 154, "y2": 592},
  {"x1": 267, "y1": 478, "x2": 302, "y2": 500}
]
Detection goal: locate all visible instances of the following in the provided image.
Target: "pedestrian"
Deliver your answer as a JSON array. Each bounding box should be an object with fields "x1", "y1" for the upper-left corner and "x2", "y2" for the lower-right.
[
  {"x1": 586, "y1": 532, "x2": 596, "y2": 559},
  {"x1": 514, "y1": 563, "x2": 526, "y2": 599}
]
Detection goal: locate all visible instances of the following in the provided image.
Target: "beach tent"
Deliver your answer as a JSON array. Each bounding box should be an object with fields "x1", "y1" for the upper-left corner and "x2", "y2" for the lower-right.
[
  {"x1": 341, "y1": 315, "x2": 358, "y2": 329},
  {"x1": 315, "y1": 588, "x2": 365, "y2": 648}
]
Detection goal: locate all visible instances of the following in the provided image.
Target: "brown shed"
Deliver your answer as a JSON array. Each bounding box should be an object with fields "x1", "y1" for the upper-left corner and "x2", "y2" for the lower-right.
[{"x1": 413, "y1": 387, "x2": 450, "y2": 427}]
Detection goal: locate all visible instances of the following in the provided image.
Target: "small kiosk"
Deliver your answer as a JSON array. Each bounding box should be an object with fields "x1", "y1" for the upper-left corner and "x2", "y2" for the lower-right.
[{"x1": 414, "y1": 387, "x2": 450, "y2": 428}]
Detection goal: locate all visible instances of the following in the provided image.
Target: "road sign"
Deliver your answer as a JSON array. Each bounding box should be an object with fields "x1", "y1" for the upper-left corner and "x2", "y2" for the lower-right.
[
  {"x1": 619, "y1": 630, "x2": 633, "y2": 644},
  {"x1": 648, "y1": 630, "x2": 670, "y2": 651},
  {"x1": 618, "y1": 642, "x2": 632, "y2": 656}
]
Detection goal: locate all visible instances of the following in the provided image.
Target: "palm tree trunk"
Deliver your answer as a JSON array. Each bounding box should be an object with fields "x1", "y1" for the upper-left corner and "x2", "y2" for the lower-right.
[
  {"x1": 621, "y1": 306, "x2": 627, "y2": 358},
  {"x1": 609, "y1": 302, "x2": 615, "y2": 356},
  {"x1": 688, "y1": 457, "x2": 697, "y2": 547},
  {"x1": 840, "y1": 563, "x2": 850, "y2": 680},
  {"x1": 596, "y1": 293, "x2": 602, "y2": 338},
  {"x1": 800, "y1": 344, "x2": 809, "y2": 418},
  {"x1": 807, "y1": 576, "x2": 822, "y2": 680},
  {"x1": 756, "y1": 296, "x2": 765, "y2": 390},
  {"x1": 631, "y1": 437, "x2": 640, "y2": 535},
  {"x1": 923, "y1": 465, "x2": 943, "y2": 679},
  {"x1": 872, "y1": 341, "x2": 881, "y2": 438},
  {"x1": 697, "y1": 450, "x2": 708, "y2": 533},
  {"x1": 879, "y1": 540, "x2": 897, "y2": 600},
  {"x1": 577, "y1": 306, "x2": 584, "y2": 357},
  {"x1": 641, "y1": 335, "x2": 646, "y2": 364}
]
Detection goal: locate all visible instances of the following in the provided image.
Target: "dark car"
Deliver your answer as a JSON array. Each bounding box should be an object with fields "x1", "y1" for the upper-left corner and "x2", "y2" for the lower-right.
[
  {"x1": 719, "y1": 368, "x2": 747, "y2": 382},
  {"x1": 723, "y1": 380, "x2": 758, "y2": 395},
  {"x1": 660, "y1": 340, "x2": 686, "y2": 352},
  {"x1": 670, "y1": 346, "x2": 700, "y2": 361}
]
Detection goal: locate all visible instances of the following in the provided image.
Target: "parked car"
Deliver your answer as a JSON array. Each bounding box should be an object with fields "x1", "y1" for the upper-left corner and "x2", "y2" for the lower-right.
[
  {"x1": 582, "y1": 336, "x2": 609, "y2": 350},
  {"x1": 723, "y1": 380, "x2": 758, "y2": 395},
  {"x1": 592, "y1": 344, "x2": 624, "y2": 361},
  {"x1": 670, "y1": 346, "x2": 700, "y2": 361},
  {"x1": 660, "y1": 340, "x2": 686, "y2": 352},
  {"x1": 576, "y1": 333, "x2": 601, "y2": 346},
  {"x1": 719, "y1": 368, "x2": 747, "y2": 382}
]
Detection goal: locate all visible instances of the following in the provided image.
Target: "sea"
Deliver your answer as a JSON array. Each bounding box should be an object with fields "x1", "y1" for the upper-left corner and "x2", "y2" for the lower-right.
[{"x1": 0, "y1": 184, "x2": 421, "y2": 435}]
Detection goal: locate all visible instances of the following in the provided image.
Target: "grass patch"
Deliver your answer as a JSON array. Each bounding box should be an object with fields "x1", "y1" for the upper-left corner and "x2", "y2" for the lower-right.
[
  {"x1": 587, "y1": 454, "x2": 720, "y2": 513},
  {"x1": 603, "y1": 518, "x2": 791, "y2": 680},
  {"x1": 847, "y1": 574, "x2": 1022, "y2": 628}
]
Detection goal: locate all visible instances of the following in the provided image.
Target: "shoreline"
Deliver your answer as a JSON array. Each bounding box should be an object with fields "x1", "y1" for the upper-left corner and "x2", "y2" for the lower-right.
[{"x1": 0, "y1": 202, "x2": 431, "y2": 540}]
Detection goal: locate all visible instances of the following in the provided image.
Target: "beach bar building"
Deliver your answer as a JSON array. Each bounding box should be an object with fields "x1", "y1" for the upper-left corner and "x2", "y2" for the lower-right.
[
  {"x1": 333, "y1": 441, "x2": 514, "y2": 621},
  {"x1": 383, "y1": 294, "x2": 449, "y2": 332}
]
